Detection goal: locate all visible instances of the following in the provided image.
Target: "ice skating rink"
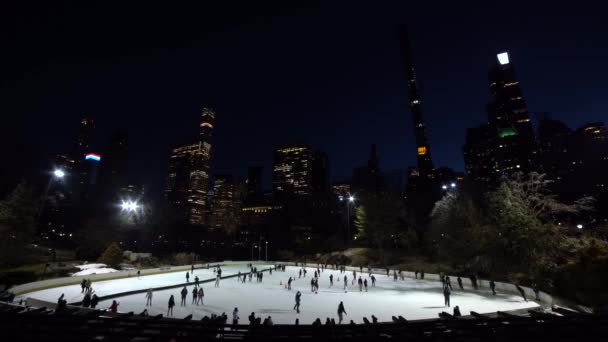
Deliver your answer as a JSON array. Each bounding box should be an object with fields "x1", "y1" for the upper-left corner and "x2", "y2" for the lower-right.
[{"x1": 19, "y1": 264, "x2": 539, "y2": 324}]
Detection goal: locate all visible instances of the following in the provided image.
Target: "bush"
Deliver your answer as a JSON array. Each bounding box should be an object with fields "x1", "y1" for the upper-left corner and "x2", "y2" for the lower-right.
[
  {"x1": 172, "y1": 252, "x2": 196, "y2": 266},
  {"x1": 97, "y1": 242, "x2": 123, "y2": 268},
  {"x1": 276, "y1": 249, "x2": 295, "y2": 261},
  {"x1": 137, "y1": 256, "x2": 161, "y2": 268}
]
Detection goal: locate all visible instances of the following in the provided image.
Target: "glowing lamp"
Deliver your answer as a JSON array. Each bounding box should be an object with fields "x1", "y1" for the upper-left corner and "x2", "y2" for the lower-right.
[
  {"x1": 53, "y1": 169, "x2": 65, "y2": 178},
  {"x1": 497, "y1": 52, "x2": 510, "y2": 65}
]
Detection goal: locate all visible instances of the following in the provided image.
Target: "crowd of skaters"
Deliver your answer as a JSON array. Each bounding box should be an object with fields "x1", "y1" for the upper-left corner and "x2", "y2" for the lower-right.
[{"x1": 57, "y1": 262, "x2": 537, "y2": 324}]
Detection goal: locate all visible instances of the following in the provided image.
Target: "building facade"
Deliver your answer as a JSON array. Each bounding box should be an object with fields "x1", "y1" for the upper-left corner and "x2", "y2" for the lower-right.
[
  {"x1": 463, "y1": 52, "x2": 537, "y2": 184},
  {"x1": 165, "y1": 107, "x2": 215, "y2": 225},
  {"x1": 272, "y1": 144, "x2": 312, "y2": 197}
]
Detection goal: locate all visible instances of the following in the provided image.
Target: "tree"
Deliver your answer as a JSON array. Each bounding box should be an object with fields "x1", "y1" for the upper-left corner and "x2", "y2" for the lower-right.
[
  {"x1": 353, "y1": 190, "x2": 403, "y2": 254},
  {"x1": 97, "y1": 242, "x2": 123, "y2": 268},
  {"x1": 0, "y1": 181, "x2": 38, "y2": 267},
  {"x1": 429, "y1": 190, "x2": 485, "y2": 270}
]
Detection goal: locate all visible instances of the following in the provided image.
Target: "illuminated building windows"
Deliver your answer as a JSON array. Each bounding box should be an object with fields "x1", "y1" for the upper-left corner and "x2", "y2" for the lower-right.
[{"x1": 417, "y1": 146, "x2": 427, "y2": 155}]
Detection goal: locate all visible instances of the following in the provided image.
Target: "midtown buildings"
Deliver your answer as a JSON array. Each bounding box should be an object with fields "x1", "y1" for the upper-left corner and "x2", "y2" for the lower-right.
[
  {"x1": 463, "y1": 52, "x2": 537, "y2": 184},
  {"x1": 165, "y1": 107, "x2": 215, "y2": 225},
  {"x1": 272, "y1": 144, "x2": 312, "y2": 198}
]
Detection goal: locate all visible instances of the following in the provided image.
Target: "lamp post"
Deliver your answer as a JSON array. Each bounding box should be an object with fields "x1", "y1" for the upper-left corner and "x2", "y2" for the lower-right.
[
  {"x1": 38, "y1": 169, "x2": 65, "y2": 220},
  {"x1": 265, "y1": 241, "x2": 268, "y2": 261},
  {"x1": 346, "y1": 194, "x2": 355, "y2": 244},
  {"x1": 258, "y1": 237, "x2": 262, "y2": 260}
]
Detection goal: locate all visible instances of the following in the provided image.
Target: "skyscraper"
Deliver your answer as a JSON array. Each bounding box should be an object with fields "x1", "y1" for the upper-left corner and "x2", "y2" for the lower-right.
[
  {"x1": 209, "y1": 174, "x2": 240, "y2": 233},
  {"x1": 400, "y1": 26, "x2": 434, "y2": 179},
  {"x1": 463, "y1": 52, "x2": 538, "y2": 183},
  {"x1": 246, "y1": 166, "x2": 263, "y2": 202},
  {"x1": 165, "y1": 107, "x2": 215, "y2": 225},
  {"x1": 99, "y1": 130, "x2": 129, "y2": 200},
  {"x1": 311, "y1": 150, "x2": 330, "y2": 194},
  {"x1": 272, "y1": 144, "x2": 312, "y2": 197}
]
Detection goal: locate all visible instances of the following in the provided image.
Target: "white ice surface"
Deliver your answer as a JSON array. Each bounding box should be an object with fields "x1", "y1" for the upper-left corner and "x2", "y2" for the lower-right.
[
  {"x1": 20, "y1": 264, "x2": 539, "y2": 324},
  {"x1": 72, "y1": 268, "x2": 118, "y2": 276},
  {"x1": 20, "y1": 264, "x2": 266, "y2": 305}
]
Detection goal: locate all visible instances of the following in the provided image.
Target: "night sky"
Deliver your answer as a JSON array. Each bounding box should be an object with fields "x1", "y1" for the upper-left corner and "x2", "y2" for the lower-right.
[{"x1": 2, "y1": 1, "x2": 607, "y2": 196}]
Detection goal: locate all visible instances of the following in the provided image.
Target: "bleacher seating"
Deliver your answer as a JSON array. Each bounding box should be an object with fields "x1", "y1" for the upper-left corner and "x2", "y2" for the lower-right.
[{"x1": 0, "y1": 300, "x2": 606, "y2": 341}]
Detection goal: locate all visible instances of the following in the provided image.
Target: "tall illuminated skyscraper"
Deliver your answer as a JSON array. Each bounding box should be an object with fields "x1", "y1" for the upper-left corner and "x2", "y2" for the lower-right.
[
  {"x1": 400, "y1": 26, "x2": 434, "y2": 180},
  {"x1": 165, "y1": 107, "x2": 215, "y2": 225},
  {"x1": 463, "y1": 52, "x2": 537, "y2": 183},
  {"x1": 272, "y1": 144, "x2": 312, "y2": 197}
]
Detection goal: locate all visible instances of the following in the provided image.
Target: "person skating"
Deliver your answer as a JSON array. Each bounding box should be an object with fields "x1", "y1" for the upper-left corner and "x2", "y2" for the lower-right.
[
  {"x1": 90, "y1": 294, "x2": 99, "y2": 309},
  {"x1": 191, "y1": 264, "x2": 194, "y2": 274},
  {"x1": 237, "y1": 271, "x2": 241, "y2": 281},
  {"x1": 364, "y1": 279, "x2": 368, "y2": 292},
  {"x1": 453, "y1": 305, "x2": 462, "y2": 317},
  {"x1": 109, "y1": 300, "x2": 119, "y2": 315},
  {"x1": 393, "y1": 270, "x2": 398, "y2": 281},
  {"x1": 329, "y1": 274, "x2": 334, "y2": 287},
  {"x1": 249, "y1": 272, "x2": 252, "y2": 282},
  {"x1": 137, "y1": 269, "x2": 141, "y2": 278},
  {"x1": 180, "y1": 286, "x2": 188, "y2": 306},
  {"x1": 288, "y1": 277, "x2": 292, "y2": 290},
  {"x1": 192, "y1": 287, "x2": 198, "y2": 304},
  {"x1": 337, "y1": 301, "x2": 347, "y2": 324},
  {"x1": 81, "y1": 279, "x2": 86, "y2": 293},
  {"x1": 248, "y1": 312, "x2": 256, "y2": 325},
  {"x1": 303, "y1": 269, "x2": 307, "y2": 277},
  {"x1": 146, "y1": 288, "x2": 153, "y2": 306},
  {"x1": 294, "y1": 291, "x2": 301, "y2": 313},
  {"x1": 311, "y1": 278, "x2": 315, "y2": 292},
  {"x1": 82, "y1": 292, "x2": 91, "y2": 307},
  {"x1": 415, "y1": 270, "x2": 418, "y2": 279},
  {"x1": 299, "y1": 269, "x2": 302, "y2": 278},
  {"x1": 386, "y1": 268, "x2": 389, "y2": 277},
  {"x1": 490, "y1": 280, "x2": 496, "y2": 295},
  {"x1": 471, "y1": 275, "x2": 478, "y2": 289},
  {"x1": 516, "y1": 285, "x2": 528, "y2": 302},
  {"x1": 446, "y1": 276, "x2": 453, "y2": 291},
  {"x1": 186, "y1": 271, "x2": 190, "y2": 283},
  {"x1": 532, "y1": 283, "x2": 540, "y2": 301},
  {"x1": 233, "y1": 308, "x2": 239, "y2": 325},
  {"x1": 457, "y1": 276, "x2": 464, "y2": 290},
  {"x1": 421, "y1": 270, "x2": 425, "y2": 279},
  {"x1": 217, "y1": 267, "x2": 222, "y2": 278},
  {"x1": 215, "y1": 274, "x2": 220, "y2": 288},
  {"x1": 443, "y1": 285, "x2": 451, "y2": 307},
  {"x1": 371, "y1": 275, "x2": 376, "y2": 287},
  {"x1": 358, "y1": 277, "x2": 363, "y2": 292},
  {"x1": 195, "y1": 275, "x2": 199, "y2": 286},
  {"x1": 198, "y1": 287, "x2": 204, "y2": 305},
  {"x1": 167, "y1": 295, "x2": 175, "y2": 316},
  {"x1": 343, "y1": 275, "x2": 348, "y2": 290}
]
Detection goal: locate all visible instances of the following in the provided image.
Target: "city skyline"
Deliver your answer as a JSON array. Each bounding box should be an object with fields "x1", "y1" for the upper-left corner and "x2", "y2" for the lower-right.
[{"x1": 2, "y1": 2, "x2": 607, "y2": 196}]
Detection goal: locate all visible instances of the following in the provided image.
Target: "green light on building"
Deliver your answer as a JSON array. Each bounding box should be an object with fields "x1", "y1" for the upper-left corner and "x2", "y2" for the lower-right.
[{"x1": 498, "y1": 128, "x2": 518, "y2": 138}]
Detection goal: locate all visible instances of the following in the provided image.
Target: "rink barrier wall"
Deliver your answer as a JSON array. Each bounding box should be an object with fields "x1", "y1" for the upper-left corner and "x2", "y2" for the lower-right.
[
  {"x1": 10, "y1": 263, "x2": 224, "y2": 296},
  {"x1": 68, "y1": 266, "x2": 274, "y2": 305}
]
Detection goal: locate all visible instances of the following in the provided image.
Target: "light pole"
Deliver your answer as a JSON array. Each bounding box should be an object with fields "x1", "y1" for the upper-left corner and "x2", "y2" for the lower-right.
[
  {"x1": 265, "y1": 241, "x2": 268, "y2": 261},
  {"x1": 346, "y1": 194, "x2": 355, "y2": 244},
  {"x1": 258, "y1": 237, "x2": 262, "y2": 260},
  {"x1": 38, "y1": 169, "x2": 65, "y2": 220}
]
